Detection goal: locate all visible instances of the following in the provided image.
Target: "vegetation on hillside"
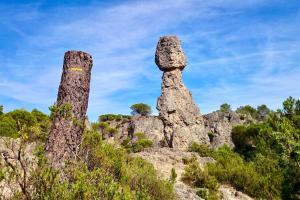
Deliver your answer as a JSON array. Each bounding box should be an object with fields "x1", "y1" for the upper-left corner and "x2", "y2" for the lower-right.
[
  {"x1": 1, "y1": 97, "x2": 299, "y2": 199},
  {"x1": 187, "y1": 97, "x2": 300, "y2": 200},
  {"x1": 0, "y1": 107, "x2": 51, "y2": 141},
  {"x1": 0, "y1": 129, "x2": 175, "y2": 200}
]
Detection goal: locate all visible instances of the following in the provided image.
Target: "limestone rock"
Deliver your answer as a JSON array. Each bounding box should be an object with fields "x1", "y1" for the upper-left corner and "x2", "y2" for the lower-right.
[
  {"x1": 155, "y1": 36, "x2": 209, "y2": 148},
  {"x1": 107, "y1": 115, "x2": 165, "y2": 147},
  {"x1": 204, "y1": 111, "x2": 253, "y2": 148},
  {"x1": 155, "y1": 36, "x2": 187, "y2": 71},
  {"x1": 220, "y1": 185, "x2": 254, "y2": 200}
]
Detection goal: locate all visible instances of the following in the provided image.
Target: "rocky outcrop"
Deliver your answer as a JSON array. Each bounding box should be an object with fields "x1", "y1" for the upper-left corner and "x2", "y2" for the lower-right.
[
  {"x1": 220, "y1": 185, "x2": 254, "y2": 200},
  {"x1": 133, "y1": 147, "x2": 253, "y2": 200},
  {"x1": 106, "y1": 115, "x2": 165, "y2": 147},
  {"x1": 155, "y1": 36, "x2": 209, "y2": 148},
  {"x1": 45, "y1": 51, "x2": 93, "y2": 168},
  {"x1": 204, "y1": 111, "x2": 253, "y2": 148}
]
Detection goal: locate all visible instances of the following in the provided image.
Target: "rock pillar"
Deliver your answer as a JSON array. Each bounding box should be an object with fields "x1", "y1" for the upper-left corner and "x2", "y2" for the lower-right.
[
  {"x1": 45, "y1": 50, "x2": 93, "y2": 167},
  {"x1": 155, "y1": 36, "x2": 209, "y2": 148}
]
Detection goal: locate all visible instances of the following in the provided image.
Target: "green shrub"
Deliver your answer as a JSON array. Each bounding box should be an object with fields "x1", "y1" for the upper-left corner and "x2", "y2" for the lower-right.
[
  {"x1": 132, "y1": 139, "x2": 153, "y2": 153},
  {"x1": 170, "y1": 168, "x2": 177, "y2": 183},
  {"x1": 98, "y1": 114, "x2": 130, "y2": 122},
  {"x1": 0, "y1": 115, "x2": 19, "y2": 138},
  {"x1": 0, "y1": 108, "x2": 50, "y2": 140},
  {"x1": 122, "y1": 132, "x2": 153, "y2": 153},
  {"x1": 196, "y1": 188, "x2": 209, "y2": 199},
  {"x1": 206, "y1": 146, "x2": 282, "y2": 199},
  {"x1": 188, "y1": 143, "x2": 215, "y2": 157},
  {"x1": 182, "y1": 158, "x2": 219, "y2": 200},
  {"x1": 49, "y1": 103, "x2": 73, "y2": 119}
]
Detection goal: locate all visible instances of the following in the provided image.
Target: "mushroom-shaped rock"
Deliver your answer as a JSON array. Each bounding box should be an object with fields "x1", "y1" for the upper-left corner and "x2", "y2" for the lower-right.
[
  {"x1": 155, "y1": 36, "x2": 187, "y2": 71},
  {"x1": 155, "y1": 36, "x2": 209, "y2": 148}
]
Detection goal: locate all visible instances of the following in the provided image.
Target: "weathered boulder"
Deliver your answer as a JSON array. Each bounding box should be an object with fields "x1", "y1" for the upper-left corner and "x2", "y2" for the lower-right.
[
  {"x1": 155, "y1": 36, "x2": 209, "y2": 148},
  {"x1": 106, "y1": 115, "x2": 165, "y2": 147},
  {"x1": 155, "y1": 36, "x2": 187, "y2": 71},
  {"x1": 220, "y1": 185, "x2": 254, "y2": 200},
  {"x1": 204, "y1": 111, "x2": 253, "y2": 148}
]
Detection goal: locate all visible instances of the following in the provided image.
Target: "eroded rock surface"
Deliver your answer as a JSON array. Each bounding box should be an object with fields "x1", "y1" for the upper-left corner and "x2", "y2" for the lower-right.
[
  {"x1": 155, "y1": 36, "x2": 209, "y2": 148},
  {"x1": 220, "y1": 185, "x2": 254, "y2": 200},
  {"x1": 133, "y1": 147, "x2": 253, "y2": 200},
  {"x1": 204, "y1": 111, "x2": 253, "y2": 148},
  {"x1": 45, "y1": 51, "x2": 93, "y2": 168},
  {"x1": 133, "y1": 147, "x2": 213, "y2": 200},
  {"x1": 106, "y1": 115, "x2": 165, "y2": 146}
]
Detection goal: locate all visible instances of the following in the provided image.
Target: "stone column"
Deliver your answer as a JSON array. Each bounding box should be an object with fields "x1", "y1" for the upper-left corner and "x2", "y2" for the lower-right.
[
  {"x1": 45, "y1": 50, "x2": 93, "y2": 168},
  {"x1": 155, "y1": 36, "x2": 209, "y2": 148}
]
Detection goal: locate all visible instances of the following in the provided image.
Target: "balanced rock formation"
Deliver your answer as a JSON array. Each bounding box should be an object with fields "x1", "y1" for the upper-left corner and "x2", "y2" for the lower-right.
[
  {"x1": 45, "y1": 51, "x2": 93, "y2": 168},
  {"x1": 155, "y1": 36, "x2": 209, "y2": 148}
]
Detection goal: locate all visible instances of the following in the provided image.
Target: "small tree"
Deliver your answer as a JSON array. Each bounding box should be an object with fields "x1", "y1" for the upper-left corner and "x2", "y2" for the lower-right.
[
  {"x1": 0, "y1": 105, "x2": 3, "y2": 115},
  {"x1": 220, "y1": 103, "x2": 231, "y2": 112},
  {"x1": 130, "y1": 103, "x2": 152, "y2": 116}
]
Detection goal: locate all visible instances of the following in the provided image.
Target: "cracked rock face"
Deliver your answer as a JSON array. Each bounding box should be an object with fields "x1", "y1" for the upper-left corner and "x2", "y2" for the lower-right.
[
  {"x1": 155, "y1": 36, "x2": 187, "y2": 71},
  {"x1": 155, "y1": 36, "x2": 209, "y2": 148},
  {"x1": 46, "y1": 51, "x2": 93, "y2": 168}
]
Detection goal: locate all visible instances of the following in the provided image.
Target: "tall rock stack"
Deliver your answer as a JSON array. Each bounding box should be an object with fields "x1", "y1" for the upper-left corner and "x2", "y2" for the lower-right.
[
  {"x1": 155, "y1": 36, "x2": 209, "y2": 148},
  {"x1": 46, "y1": 51, "x2": 93, "y2": 168}
]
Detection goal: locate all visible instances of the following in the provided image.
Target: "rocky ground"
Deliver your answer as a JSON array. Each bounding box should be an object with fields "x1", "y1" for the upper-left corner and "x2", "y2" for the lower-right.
[{"x1": 133, "y1": 147, "x2": 253, "y2": 200}]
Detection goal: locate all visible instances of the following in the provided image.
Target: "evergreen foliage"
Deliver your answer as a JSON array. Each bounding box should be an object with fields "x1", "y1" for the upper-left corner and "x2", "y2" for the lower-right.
[
  {"x1": 130, "y1": 103, "x2": 152, "y2": 116},
  {"x1": 219, "y1": 103, "x2": 231, "y2": 112},
  {"x1": 188, "y1": 97, "x2": 300, "y2": 199},
  {"x1": 0, "y1": 108, "x2": 51, "y2": 141}
]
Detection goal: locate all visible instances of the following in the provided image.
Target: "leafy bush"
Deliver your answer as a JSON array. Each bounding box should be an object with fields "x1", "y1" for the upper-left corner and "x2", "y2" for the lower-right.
[
  {"x1": 121, "y1": 132, "x2": 153, "y2": 153},
  {"x1": 98, "y1": 114, "x2": 131, "y2": 122},
  {"x1": 49, "y1": 103, "x2": 73, "y2": 119},
  {"x1": 0, "y1": 108, "x2": 51, "y2": 141},
  {"x1": 0, "y1": 115, "x2": 19, "y2": 138},
  {"x1": 182, "y1": 158, "x2": 219, "y2": 200},
  {"x1": 188, "y1": 143, "x2": 215, "y2": 157},
  {"x1": 130, "y1": 103, "x2": 152, "y2": 116}
]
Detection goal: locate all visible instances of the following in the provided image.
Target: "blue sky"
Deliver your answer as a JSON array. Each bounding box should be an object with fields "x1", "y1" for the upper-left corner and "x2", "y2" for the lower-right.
[{"x1": 1, "y1": 0, "x2": 300, "y2": 121}]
